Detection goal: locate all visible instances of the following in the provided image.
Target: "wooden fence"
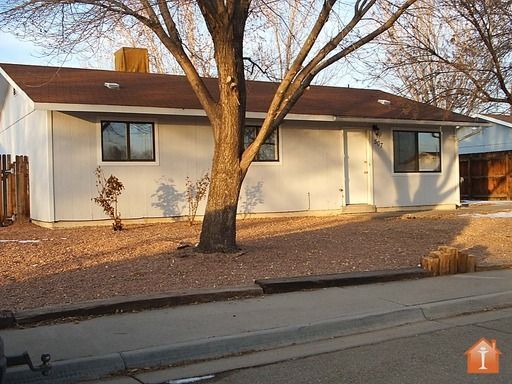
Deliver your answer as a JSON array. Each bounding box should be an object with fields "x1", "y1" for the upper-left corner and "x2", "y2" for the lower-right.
[
  {"x1": 459, "y1": 151, "x2": 512, "y2": 201},
  {"x1": 1, "y1": 154, "x2": 30, "y2": 226}
]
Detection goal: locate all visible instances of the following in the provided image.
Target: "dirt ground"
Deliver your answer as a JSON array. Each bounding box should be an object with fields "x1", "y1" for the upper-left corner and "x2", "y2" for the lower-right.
[{"x1": 1, "y1": 203, "x2": 512, "y2": 311}]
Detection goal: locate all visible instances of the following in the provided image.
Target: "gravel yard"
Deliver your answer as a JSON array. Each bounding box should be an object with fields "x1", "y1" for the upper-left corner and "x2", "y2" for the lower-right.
[{"x1": 1, "y1": 203, "x2": 512, "y2": 311}]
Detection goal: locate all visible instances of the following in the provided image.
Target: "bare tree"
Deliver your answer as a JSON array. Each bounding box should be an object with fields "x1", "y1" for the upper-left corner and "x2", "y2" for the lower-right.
[
  {"x1": 91, "y1": 19, "x2": 182, "y2": 73},
  {"x1": 0, "y1": 0, "x2": 418, "y2": 252},
  {"x1": 82, "y1": 1, "x2": 339, "y2": 82},
  {"x1": 245, "y1": 1, "x2": 338, "y2": 83},
  {"x1": 373, "y1": 0, "x2": 512, "y2": 114},
  {"x1": 76, "y1": 3, "x2": 217, "y2": 75}
]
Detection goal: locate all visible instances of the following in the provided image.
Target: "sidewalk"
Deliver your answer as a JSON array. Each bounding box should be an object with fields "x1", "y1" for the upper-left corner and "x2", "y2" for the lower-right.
[{"x1": 3, "y1": 269, "x2": 512, "y2": 384}]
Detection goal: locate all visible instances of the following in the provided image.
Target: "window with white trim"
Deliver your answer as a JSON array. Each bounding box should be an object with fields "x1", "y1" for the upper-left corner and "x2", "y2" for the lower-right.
[
  {"x1": 393, "y1": 130, "x2": 441, "y2": 172},
  {"x1": 101, "y1": 121, "x2": 155, "y2": 162},
  {"x1": 243, "y1": 126, "x2": 279, "y2": 162}
]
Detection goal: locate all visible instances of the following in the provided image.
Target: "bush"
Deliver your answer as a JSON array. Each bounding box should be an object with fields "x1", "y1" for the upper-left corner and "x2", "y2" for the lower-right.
[
  {"x1": 185, "y1": 173, "x2": 210, "y2": 225},
  {"x1": 92, "y1": 166, "x2": 125, "y2": 231}
]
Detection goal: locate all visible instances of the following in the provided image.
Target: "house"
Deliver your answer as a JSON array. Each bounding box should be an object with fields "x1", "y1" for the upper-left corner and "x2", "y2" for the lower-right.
[
  {"x1": 0, "y1": 62, "x2": 480, "y2": 227},
  {"x1": 458, "y1": 115, "x2": 512, "y2": 200},
  {"x1": 465, "y1": 338, "x2": 501, "y2": 374},
  {"x1": 458, "y1": 114, "x2": 512, "y2": 155}
]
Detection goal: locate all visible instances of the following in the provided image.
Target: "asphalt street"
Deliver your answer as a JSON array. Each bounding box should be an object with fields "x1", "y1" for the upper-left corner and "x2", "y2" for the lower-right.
[
  {"x1": 206, "y1": 312, "x2": 512, "y2": 384},
  {"x1": 123, "y1": 308, "x2": 512, "y2": 384}
]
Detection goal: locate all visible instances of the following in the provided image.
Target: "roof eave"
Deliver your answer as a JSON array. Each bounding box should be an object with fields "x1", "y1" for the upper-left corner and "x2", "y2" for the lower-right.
[
  {"x1": 333, "y1": 116, "x2": 482, "y2": 127},
  {"x1": 33, "y1": 102, "x2": 481, "y2": 126},
  {"x1": 0, "y1": 67, "x2": 36, "y2": 110},
  {"x1": 475, "y1": 114, "x2": 512, "y2": 129},
  {"x1": 32, "y1": 102, "x2": 339, "y2": 121}
]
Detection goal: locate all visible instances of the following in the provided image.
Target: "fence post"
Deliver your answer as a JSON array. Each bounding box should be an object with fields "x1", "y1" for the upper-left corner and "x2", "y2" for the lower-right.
[
  {"x1": 7, "y1": 155, "x2": 15, "y2": 220},
  {"x1": 1, "y1": 155, "x2": 14, "y2": 226},
  {"x1": 0, "y1": 155, "x2": 5, "y2": 224},
  {"x1": 1, "y1": 154, "x2": 30, "y2": 226},
  {"x1": 15, "y1": 156, "x2": 30, "y2": 222}
]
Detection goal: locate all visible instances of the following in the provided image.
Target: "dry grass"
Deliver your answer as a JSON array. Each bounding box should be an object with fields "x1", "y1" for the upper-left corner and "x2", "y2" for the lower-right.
[{"x1": 1, "y1": 205, "x2": 512, "y2": 311}]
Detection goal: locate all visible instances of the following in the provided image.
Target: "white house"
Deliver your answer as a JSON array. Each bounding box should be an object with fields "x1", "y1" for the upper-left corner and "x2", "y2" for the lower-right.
[
  {"x1": 0, "y1": 63, "x2": 480, "y2": 227},
  {"x1": 458, "y1": 114, "x2": 512, "y2": 155}
]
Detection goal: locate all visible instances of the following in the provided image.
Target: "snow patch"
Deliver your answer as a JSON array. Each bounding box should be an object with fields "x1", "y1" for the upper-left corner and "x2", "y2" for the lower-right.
[
  {"x1": 462, "y1": 200, "x2": 512, "y2": 206},
  {"x1": 0, "y1": 239, "x2": 40, "y2": 243}
]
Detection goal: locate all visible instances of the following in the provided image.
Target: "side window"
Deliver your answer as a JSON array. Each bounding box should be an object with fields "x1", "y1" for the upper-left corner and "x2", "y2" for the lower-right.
[
  {"x1": 393, "y1": 130, "x2": 441, "y2": 173},
  {"x1": 101, "y1": 121, "x2": 155, "y2": 162},
  {"x1": 243, "y1": 126, "x2": 279, "y2": 162}
]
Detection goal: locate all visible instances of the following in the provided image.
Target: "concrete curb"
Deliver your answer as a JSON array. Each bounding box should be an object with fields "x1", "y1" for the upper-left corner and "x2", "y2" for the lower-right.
[
  {"x1": 421, "y1": 290, "x2": 512, "y2": 320},
  {"x1": 255, "y1": 267, "x2": 430, "y2": 294},
  {"x1": 120, "y1": 307, "x2": 426, "y2": 370},
  {"x1": 8, "y1": 289, "x2": 512, "y2": 384},
  {"x1": 3, "y1": 265, "x2": 510, "y2": 330},
  {"x1": 2, "y1": 268, "x2": 431, "y2": 329},
  {"x1": 5, "y1": 307, "x2": 426, "y2": 384},
  {"x1": 7, "y1": 286, "x2": 263, "y2": 329},
  {"x1": 476, "y1": 263, "x2": 512, "y2": 272}
]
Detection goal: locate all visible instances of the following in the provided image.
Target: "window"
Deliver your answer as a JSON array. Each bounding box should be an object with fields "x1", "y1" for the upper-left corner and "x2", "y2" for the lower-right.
[
  {"x1": 393, "y1": 130, "x2": 441, "y2": 173},
  {"x1": 101, "y1": 121, "x2": 155, "y2": 161},
  {"x1": 243, "y1": 126, "x2": 279, "y2": 162}
]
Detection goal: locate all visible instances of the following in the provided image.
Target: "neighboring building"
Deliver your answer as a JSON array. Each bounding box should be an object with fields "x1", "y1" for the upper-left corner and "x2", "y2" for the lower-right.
[
  {"x1": 458, "y1": 115, "x2": 512, "y2": 200},
  {"x1": 0, "y1": 63, "x2": 479, "y2": 227},
  {"x1": 458, "y1": 114, "x2": 512, "y2": 155}
]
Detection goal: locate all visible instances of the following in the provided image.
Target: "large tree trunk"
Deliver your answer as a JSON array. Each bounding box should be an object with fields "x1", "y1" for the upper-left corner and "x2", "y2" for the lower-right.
[
  {"x1": 197, "y1": 114, "x2": 244, "y2": 252},
  {"x1": 197, "y1": 60, "x2": 246, "y2": 252},
  {"x1": 197, "y1": 142, "x2": 243, "y2": 252},
  {"x1": 196, "y1": 2, "x2": 249, "y2": 253}
]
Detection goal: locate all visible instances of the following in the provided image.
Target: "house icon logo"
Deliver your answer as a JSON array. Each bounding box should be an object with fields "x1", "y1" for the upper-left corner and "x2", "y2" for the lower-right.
[{"x1": 465, "y1": 338, "x2": 501, "y2": 374}]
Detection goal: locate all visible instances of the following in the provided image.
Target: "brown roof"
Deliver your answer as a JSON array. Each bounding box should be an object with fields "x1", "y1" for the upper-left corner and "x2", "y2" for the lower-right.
[
  {"x1": 0, "y1": 63, "x2": 476, "y2": 123},
  {"x1": 483, "y1": 114, "x2": 512, "y2": 125}
]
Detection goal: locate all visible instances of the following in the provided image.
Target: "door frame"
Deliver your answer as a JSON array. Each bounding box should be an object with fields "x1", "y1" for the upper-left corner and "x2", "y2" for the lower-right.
[{"x1": 342, "y1": 128, "x2": 374, "y2": 206}]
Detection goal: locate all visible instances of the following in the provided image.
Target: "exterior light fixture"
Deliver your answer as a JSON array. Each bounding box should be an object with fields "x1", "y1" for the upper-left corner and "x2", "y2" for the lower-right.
[{"x1": 104, "y1": 82, "x2": 120, "y2": 90}]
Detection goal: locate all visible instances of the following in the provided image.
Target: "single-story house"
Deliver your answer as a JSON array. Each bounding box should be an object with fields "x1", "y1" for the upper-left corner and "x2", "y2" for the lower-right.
[
  {"x1": 458, "y1": 114, "x2": 512, "y2": 200},
  {"x1": 0, "y1": 63, "x2": 480, "y2": 227}
]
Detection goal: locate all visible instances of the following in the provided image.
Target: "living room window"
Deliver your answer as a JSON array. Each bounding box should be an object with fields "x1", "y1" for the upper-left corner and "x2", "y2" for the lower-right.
[
  {"x1": 243, "y1": 126, "x2": 279, "y2": 162},
  {"x1": 101, "y1": 121, "x2": 155, "y2": 162},
  {"x1": 393, "y1": 130, "x2": 441, "y2": 172}
]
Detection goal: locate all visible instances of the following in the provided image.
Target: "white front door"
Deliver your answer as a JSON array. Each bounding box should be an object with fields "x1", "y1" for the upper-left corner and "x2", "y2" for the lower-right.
[{"x1": 345, "y1": 130, "x2": 369, "y2": 205}]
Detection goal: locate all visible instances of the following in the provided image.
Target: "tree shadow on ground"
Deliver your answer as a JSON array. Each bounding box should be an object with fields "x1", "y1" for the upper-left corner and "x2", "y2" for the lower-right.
[{"x1": 1, "y1": 210, "x2": 500, "y2": 311}]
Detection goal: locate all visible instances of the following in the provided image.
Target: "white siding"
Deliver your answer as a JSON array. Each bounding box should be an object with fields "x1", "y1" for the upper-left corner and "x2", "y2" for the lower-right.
[
  {"x1": 52, "y1": 112, "x2": 214, "y2": 221},
  {"x1": 242, "y1": 125, "x2": 344, "y2": 214},
  {"x1": 0, "y1": 78, "x2": 53, "y2": 221},
  {"x1": 458, "y1": 124, "x2": 512, "y2": 154},
  {"x1": 372, "y1": 126, "x2": 460, "y2": 208},
  {"x1": 51, "y1": 113, "x2": 345, "y2": 222},
  {"x1": 39, "y1": 110, "x2": 462, "y2": 223}
]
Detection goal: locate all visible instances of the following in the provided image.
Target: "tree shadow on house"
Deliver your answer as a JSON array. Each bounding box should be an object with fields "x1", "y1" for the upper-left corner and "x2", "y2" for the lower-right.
[
  {"x1": 240, "y1": 181, "x2": 264, "y2": 218},
  {"x1": 151, "y1": 177, "x2": 185, "y2": 217}
]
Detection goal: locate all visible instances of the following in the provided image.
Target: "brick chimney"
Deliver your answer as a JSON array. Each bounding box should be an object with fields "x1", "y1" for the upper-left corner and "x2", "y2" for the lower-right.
[{"x1": 114, "y1": 47, "x2": 149, "y2": 73}]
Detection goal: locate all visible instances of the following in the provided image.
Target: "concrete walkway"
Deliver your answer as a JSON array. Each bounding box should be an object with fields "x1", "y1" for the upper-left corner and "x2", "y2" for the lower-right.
[{"x1": 3, "y1": 269, "x2": 512, "y2": 383}]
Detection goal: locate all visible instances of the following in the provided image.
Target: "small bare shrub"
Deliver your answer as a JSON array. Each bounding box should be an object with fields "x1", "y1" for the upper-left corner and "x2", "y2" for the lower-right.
[
  {"x1": 92, "y1": 166, "x2": 125, "y2": 231},
  {"x1": 185, "y1": 173, "x2": 210, "y2": 225}
]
